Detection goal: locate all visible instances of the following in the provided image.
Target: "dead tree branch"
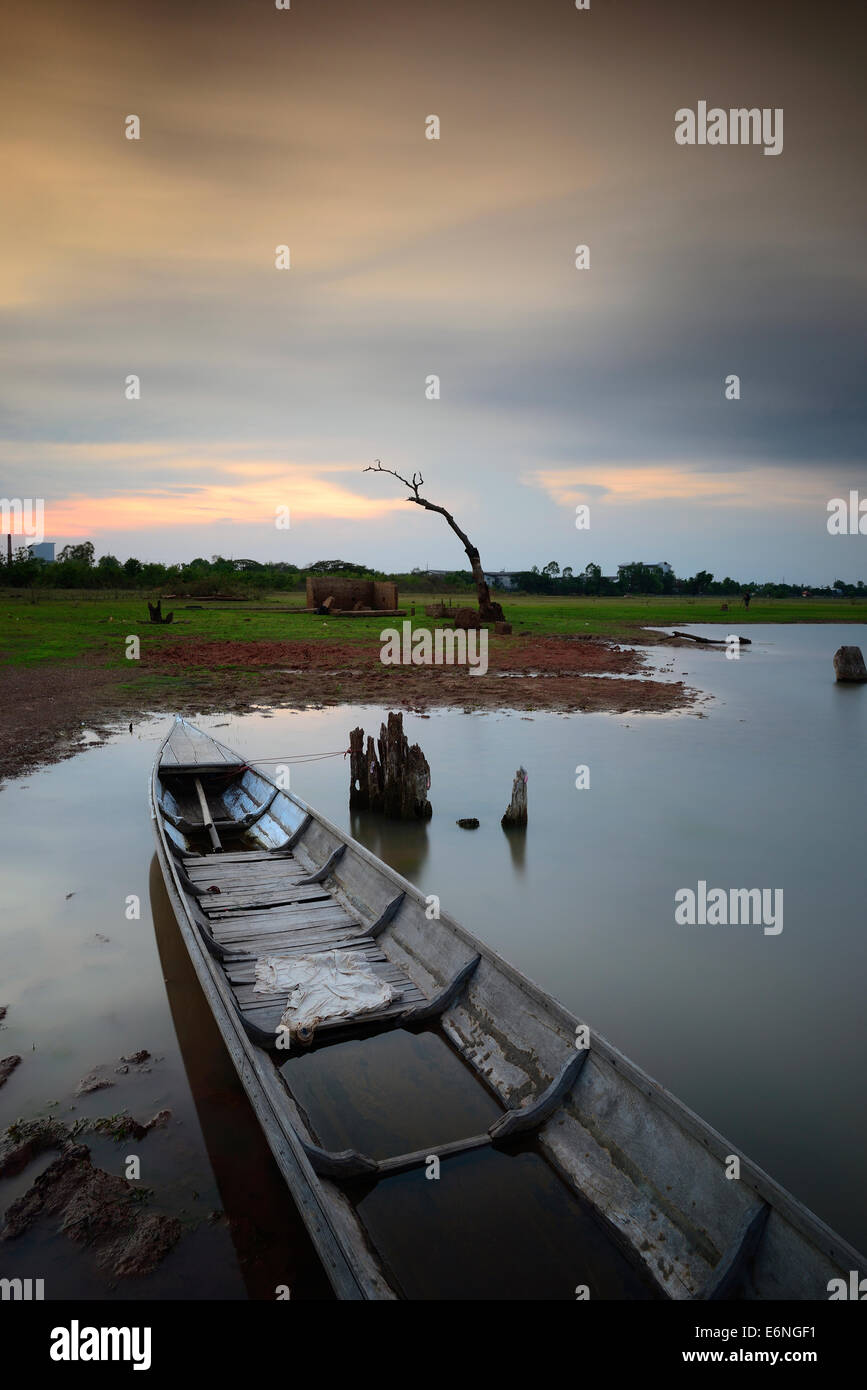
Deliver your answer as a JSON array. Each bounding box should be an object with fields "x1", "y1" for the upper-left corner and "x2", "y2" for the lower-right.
[{"x1": 364, "y1": 461, "x2": 505, "y2": 619}]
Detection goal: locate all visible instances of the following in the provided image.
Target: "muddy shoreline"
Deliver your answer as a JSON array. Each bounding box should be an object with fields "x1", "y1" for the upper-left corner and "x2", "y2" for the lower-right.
[{"x1": 0, "y1": 630, "x2": 700, "y2": 783}]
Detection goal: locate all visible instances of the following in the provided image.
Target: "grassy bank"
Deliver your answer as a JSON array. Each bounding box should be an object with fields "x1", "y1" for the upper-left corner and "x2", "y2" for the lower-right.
[
  {"x1": 1, "y1": 590, "x2": 865, "y2": 668},
  {"x1": 1, "y1": 588, "x2": 863, "y2": 782}
]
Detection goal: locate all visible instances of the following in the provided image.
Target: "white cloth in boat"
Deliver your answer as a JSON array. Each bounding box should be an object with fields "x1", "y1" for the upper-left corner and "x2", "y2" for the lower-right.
[{"x1": 254, "y1": 950, "x2": 394, "y2": 1041}]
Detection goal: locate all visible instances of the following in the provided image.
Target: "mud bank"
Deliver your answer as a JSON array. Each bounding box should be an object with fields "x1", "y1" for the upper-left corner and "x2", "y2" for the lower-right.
[
  {"x1": 1, "y1": 1109, "x2": 179, "y2": 1280},
  {"x1": 0, "y1": 631, "x2": 697, "y2": 783}
]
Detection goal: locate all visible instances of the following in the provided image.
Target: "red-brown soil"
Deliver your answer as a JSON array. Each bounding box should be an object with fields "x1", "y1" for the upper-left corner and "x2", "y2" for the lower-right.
[{"x1": 0, "y1": 632, "x2": 696, "y2": 782}]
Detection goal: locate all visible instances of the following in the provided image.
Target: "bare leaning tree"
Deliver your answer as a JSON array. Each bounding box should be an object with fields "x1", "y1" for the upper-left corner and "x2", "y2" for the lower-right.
[{"x1": 364, "y1": 461, "x2": 505, "y2": 621}]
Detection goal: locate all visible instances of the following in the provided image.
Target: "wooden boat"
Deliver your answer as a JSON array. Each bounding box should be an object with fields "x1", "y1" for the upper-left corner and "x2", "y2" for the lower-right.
[{"x1": 151, "y1": 717, "x2": 865, "y2": 1301}]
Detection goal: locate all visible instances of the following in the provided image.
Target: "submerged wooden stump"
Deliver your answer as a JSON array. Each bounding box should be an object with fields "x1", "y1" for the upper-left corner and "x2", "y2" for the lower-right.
[
  {"x1": 348, "y1": 713, "x2": 431, "y2": 819},
  {"x1": 366, "y1": 734, "x2": 384, "y2": 813},
  {"x1": 348, "y1": 728, "x2": 367, "y2": 809},
  {"x1": 501, "y1": 767, "x2": 528, "y2": 828},
  {"x1": 833, "y1": 646, "x2": 867, "y2": 682}
]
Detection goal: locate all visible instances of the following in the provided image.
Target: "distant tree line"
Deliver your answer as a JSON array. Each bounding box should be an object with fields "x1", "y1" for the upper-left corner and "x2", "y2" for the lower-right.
[
  {"x1": 0, "y1": 548, "x2": 381, "y2": 594},
  {"x1": 483, "y1": 561, "x2": 864, "y2": 599},
  {"x1": 1, "y1": 545, "x2": 863, "y2": 598}
]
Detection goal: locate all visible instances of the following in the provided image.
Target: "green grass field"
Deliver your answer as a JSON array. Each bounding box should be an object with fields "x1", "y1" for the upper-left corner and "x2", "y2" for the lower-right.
[{"x1": 0, "y1": 589, "x2": 864, "y2": 667}]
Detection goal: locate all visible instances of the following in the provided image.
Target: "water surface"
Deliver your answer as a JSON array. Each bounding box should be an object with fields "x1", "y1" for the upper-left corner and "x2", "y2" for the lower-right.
[{"x1": 1, "y1": 623, "x2": 865, "y2": 1297}]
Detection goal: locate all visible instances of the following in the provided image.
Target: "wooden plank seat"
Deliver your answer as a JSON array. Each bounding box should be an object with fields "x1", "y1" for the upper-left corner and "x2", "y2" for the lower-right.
[
  {"x1": 181, "y1": 852, "x2": 437, "y2": 1059},
  {"x1": 208, "y1": 873, "x2": 477, "y2": 1051},
  {"x1": 185, "y1": 856, "x2": 308, "y2": 881},
  {"x1": 229, "y1": 946, "x2": 428, "y2": 1054},
  {"x1": 224, "y1": 929, "x2": 426, "y2": 1014},
  {"x1": 158, "y1": 785, "x2": 279, "y2": 835},
  {"x1": 182, "y1": 855, "x2": 433, "y2": 1052},
  {"x1": 230, "y1": 948, "x2": 480, "y2": 1053},
  {"x1": 185, "y1": 858, "x2": 329, "y2": 916},
  {"x1": 189, "y1": 848, "x2": 296, "y2": 865},
  {"x1": 158, "y1": 721, "x2": 244, "y2": 772}
]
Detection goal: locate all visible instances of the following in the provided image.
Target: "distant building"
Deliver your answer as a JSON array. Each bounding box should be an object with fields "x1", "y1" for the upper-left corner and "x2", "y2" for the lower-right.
[
  {"x1": 483, "y1": 571, "x2": 520, "y2": 590},
  {"x1": 417, "y1": 566, "x2": 520, "y2": 590},
  {"x1": 28, "y1": 542, "x2": 55, "y2": 562},
  {"x1": 617, "y1": 560, "x2": 672, "y2": 576}
]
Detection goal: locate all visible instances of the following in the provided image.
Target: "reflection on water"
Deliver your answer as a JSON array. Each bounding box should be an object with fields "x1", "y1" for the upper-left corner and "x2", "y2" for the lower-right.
[
  {"x1": 284, "y1": 1028, "x2": 659, "y2": 1300},
  {"x1": 502, "y1": 824, "x2": 527, "y2": 874},
  {"x1": 353, "y1": 1147, "x2": 659, "y2": 1301},
  {"x1": 284, "y1": 1028, "x2": 503, "y2": 1160},
  {"x1": 1, "y1": 623, "x2": 866, "y2": 1299},
  {"x1": 349, "y1": 810, "x2": 430, "y2": 880},
  {"x1": 149, "y1": 860, "x2": 333, "y2": 1301}
]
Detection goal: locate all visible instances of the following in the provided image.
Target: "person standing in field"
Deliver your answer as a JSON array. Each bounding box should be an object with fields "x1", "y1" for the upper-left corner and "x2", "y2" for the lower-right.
[{"x1": 743, "y1": 590, "x2": 752, "y2": 609}]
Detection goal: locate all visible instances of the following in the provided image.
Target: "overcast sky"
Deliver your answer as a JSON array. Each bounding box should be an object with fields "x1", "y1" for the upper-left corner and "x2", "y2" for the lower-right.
[{"x1": 2, "y1": 0, "x2": 865, "y2": 581}]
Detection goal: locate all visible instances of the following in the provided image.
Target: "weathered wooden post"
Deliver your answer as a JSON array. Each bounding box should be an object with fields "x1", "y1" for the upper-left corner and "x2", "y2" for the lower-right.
[
  {"x1": 348, "y1": 727, "x2": 368, "y2": 809},
  {"x1": 501, "y1": 767, "x2": 528, "y2": 828},
  {"x1": 378, "y1": 712, "x2": 431, "y2": 819},
  {"x1": 348, "y1": 713, "x2": 431, "y2": 819},
  {"x1": 833, "y1": 646, "x2": 867, "y2": 682},
  {"x1": 366, "y1": 734, "x2": 384, "y2": 813}
]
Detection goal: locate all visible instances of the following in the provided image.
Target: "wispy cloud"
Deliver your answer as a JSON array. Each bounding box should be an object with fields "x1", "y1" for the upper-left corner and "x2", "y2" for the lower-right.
[
  {"x1": 4, "y1": 450, "x2": 407, "y2": 535},
  {"x1": 524, "y1": 463, "x2": 836, "y2": 511}
]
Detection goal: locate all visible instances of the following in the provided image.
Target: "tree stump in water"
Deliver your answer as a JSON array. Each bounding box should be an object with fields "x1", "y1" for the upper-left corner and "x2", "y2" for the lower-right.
[
  {"x1": 501, "y1": 767, "x2": 528, "y2": 828},
  {"x1": 348, "y1": 728, "x2": 367, "y2": 808},
  {"x1": 349, "y1": 727, "x2": 385, "y2": 811},
  {"x1": 348, "y1": 713, "x2": 431, "y2": 818},
  {"x1": 366, "y1": 734, "x2": 384, "y2": 813},
  {"x1": 378, "y1": 712, "x2": 431, "y2": 818},
  {"x1": 833, "y1": 646, "x2": 867, "y2": 682}
]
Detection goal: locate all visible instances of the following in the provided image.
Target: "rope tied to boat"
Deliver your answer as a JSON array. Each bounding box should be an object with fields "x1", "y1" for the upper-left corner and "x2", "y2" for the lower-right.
[
  {"x1": 207, "y1": 749, "x2": 351, "y2": 780},
  {"x1": 246, "y1": 750, "x2": 350, "y2": 764}
]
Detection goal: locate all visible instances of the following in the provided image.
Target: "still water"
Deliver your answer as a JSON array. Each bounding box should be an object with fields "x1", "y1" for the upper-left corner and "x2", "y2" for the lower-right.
[{"x1": 1, "y1": 624, "x2": 865, "y2": 1297}]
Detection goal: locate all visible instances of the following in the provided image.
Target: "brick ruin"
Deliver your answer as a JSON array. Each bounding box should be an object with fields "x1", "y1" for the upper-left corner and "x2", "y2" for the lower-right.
[{"x1": 306, "y1": 576, "x2": 398, "y2": 611}]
